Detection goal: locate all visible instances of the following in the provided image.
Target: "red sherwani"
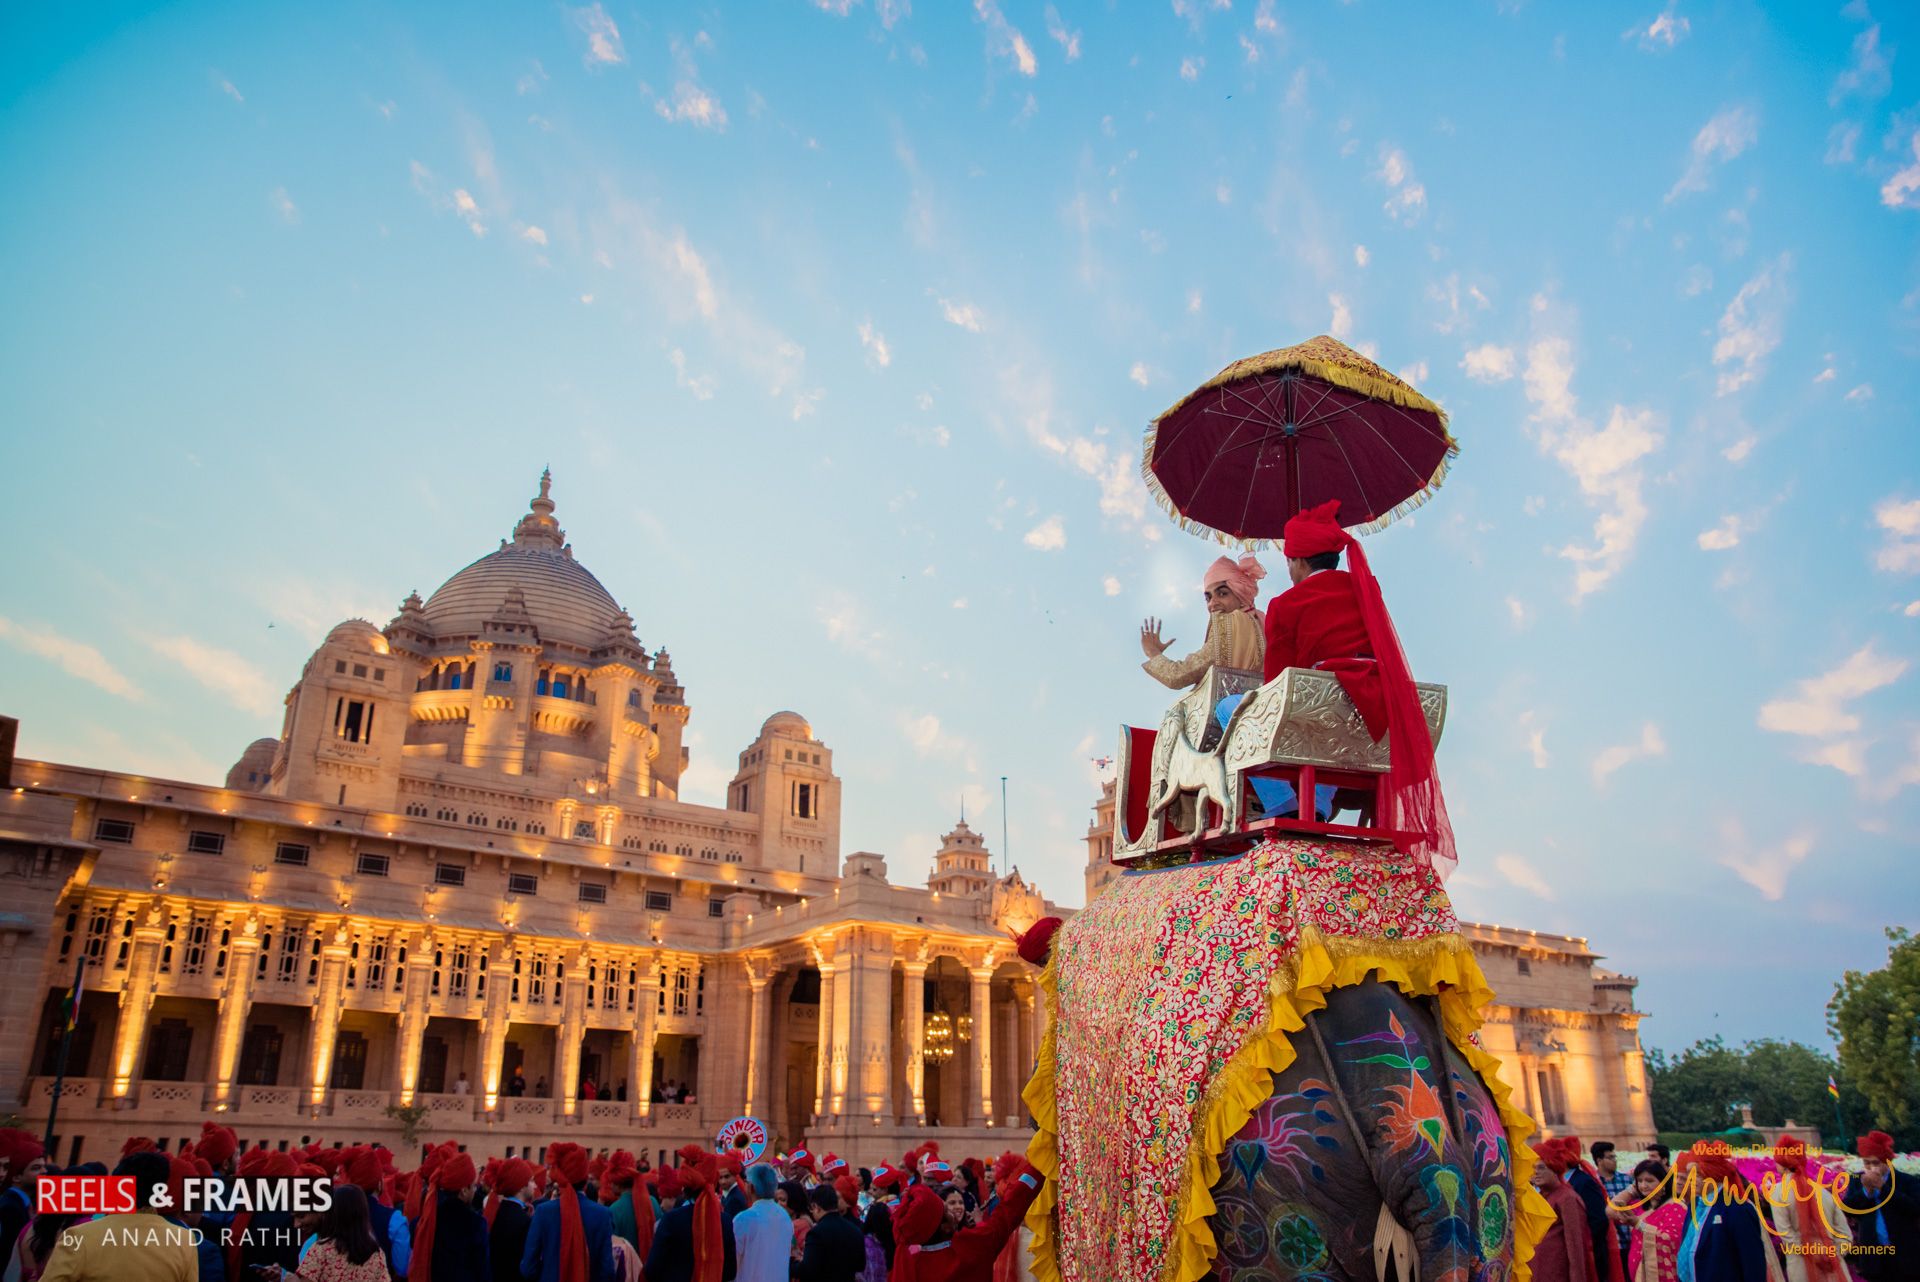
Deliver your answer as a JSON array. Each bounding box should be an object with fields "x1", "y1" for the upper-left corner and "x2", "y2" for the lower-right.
[
  {"x1": 1262, "y1": 569, "x2": 1386, "y2": 737},
  {"x1": 893, "y1": 1172, "x2": 1043, "y2": 1282},
  {"x1": 1533, "y1": 1179, "x2": 1602, "y2": 1282}
]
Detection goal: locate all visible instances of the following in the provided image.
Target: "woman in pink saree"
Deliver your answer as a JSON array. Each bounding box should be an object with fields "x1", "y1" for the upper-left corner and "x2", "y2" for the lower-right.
[{"x1": 1611, "y1": 1158, "x2": 1686, "y2": 1282}]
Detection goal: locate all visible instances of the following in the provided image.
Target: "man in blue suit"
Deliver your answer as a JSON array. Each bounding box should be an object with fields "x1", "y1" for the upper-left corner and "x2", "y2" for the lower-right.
[{"x1": 522, "y1": 1141, "x2": 617, "y2": 1282}]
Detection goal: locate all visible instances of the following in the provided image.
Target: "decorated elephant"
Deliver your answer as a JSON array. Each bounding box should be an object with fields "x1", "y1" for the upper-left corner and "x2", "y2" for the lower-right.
[{"x1": 1021, "y1": 837, "x2": 1553, "y2": 1282}]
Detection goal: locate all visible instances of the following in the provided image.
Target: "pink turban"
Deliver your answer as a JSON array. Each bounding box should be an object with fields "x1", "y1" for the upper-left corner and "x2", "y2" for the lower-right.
[{"x1": 1203, "y1": 554, "x2": 1266, "y2": 610}]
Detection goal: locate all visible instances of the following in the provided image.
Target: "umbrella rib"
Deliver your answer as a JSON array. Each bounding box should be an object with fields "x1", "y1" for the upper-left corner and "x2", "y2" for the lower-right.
[{"x1": 1180, "y1": 381, "x2": 1288, "y2": 536}]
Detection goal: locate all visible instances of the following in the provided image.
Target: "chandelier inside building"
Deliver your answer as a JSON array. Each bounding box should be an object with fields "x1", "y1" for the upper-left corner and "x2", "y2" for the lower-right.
[{"x1": 924, "y1": 1009, "x2": 956, "y2": 1062}]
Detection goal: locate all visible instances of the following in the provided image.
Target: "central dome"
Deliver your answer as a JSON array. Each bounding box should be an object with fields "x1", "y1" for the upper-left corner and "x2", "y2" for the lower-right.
[{"x1": 418, "y1": 473, "x2": 629, "y2": 652}]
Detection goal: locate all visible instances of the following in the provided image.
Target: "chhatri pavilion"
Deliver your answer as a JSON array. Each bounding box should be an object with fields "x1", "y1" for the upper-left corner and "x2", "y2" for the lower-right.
[{"x1": 0, "y1": 474, "x2": 1653, "y2": 1167}]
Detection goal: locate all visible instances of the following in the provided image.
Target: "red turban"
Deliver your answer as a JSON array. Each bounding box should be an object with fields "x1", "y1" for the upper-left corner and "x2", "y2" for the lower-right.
[
  {"x1": 1688, "y1": 1142, "x2": 1742, "y2": 1187},
  {"x1": 409, "y1": 1150, "x2": 476, "y2": 1282},
  {"x1": 788, "y1": 1148, "x2": 815, "y2": 1173},
  {"x1": 546, "y1": 1143, "x2": 592, "y2": 1282},
  {"x1": 1773, "y1": 1140, "x2": 1807, "y2": 1172},
  {"x1": 604, "y1": 1150, "x2": 639, "y2": 1191},
  {"x1": 1530, "y1": 1140, "x2": 1570, "y2": 1176},
  {"x1": 166, "y1": 1154, "x2": 196, "y2": 1210},
  {"x1": 992, "y1": 1152, "x2": 1024, "y2": 1197},
  {"x1": 483, "y1": 1157, "x2": 534, "y2": 1227},
  {"x1": 1859, "y1": 1131, "x2": 1895, "y2": 1161},
  {"x1": 893, "y1": 1185, "x2": 947, "y2": 1247},
  {"x1": 345, "y1": 1146, "x2": 387, "y2": 1193},
  {"x1": 961, "y1": 1157, "x2": 985, "y2": 1190},
  {"x1": 1280, "y1": 497, "x2": 1455, "y2": 876},
  {"x1": 1772, "y1": 1140, "x2": 1840, "y2": 1277},
  {"x1": 1203, "y1": 554, "x2": 1266, "y2": 610},
  {"x1": 924, "y1": 1159, "x2": 952, "y2": 1181},
  {"x1": 719, "y1": 1151, "x2": 747, "y2": 1178},
  {"x1": 677, "y1": 1147, "x2": 724, "y2": 1282},
  {"x1": 834, "y1": 1175, "x2": 861, "y2": 1208},
  {"x1": 1016, "y1": 917, "x2": 1063, "y2": 967},
  {"x1": 121, "y1": 1137, "x2": 158, "y2": 1158},
  {"x1": 0, "y1": 1129, "x2": 44, "y2": 1173},
  {"x1": 228, "y1": 1149, "x2": 300, "y2": 1279},
  {"x1": 655, "y1": 1166, "x2": 685, "y2": 1200},
  {"x1": 822, "y1": 1152, "x2": 848, "y2": 1176},
  {"x1": 197, "y1": 1122, "x2": 237, "y2": 1170},
  {"x1": 871, "y1": 1163, "x2": 904, "y2": 1192}
]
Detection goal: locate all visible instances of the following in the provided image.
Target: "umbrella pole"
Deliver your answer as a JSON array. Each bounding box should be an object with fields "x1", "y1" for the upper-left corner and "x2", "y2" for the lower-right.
[{"x1": 1285, "y1": 375, "x2": 1300, "y2": 518}]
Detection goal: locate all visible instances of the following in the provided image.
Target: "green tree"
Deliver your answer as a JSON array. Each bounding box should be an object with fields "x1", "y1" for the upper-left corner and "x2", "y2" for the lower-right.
[
  {"x1": 1829, "y1": 926, "x2": 1920, "y2": 1148},
  {"x1": 1646, "y1": 1036, "x2": 1848, "y2": 1136}
]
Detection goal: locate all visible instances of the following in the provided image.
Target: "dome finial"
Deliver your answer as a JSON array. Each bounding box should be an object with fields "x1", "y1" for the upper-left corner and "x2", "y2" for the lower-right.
[{"x1": 512, "y1": 470, "x2": 565, "y2": 548}]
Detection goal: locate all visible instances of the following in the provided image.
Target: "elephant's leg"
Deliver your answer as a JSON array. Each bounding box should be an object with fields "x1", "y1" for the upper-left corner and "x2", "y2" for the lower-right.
[
  {"x1": 1206, "y1": 1032, "x2": 1385, "y2": 1280},
  {"x1": 1307, "y1": 980, "x2": 1520, "y2": 1282}
]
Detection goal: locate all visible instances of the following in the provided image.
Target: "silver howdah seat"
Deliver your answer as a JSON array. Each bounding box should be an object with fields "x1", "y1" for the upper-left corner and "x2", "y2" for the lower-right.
[{"x1": 1111, "y1": 665, "x2": 1448, "y2": 861}]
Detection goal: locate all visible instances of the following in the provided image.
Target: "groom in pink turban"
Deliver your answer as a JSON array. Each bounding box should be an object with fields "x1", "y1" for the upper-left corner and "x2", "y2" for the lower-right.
[{"x1": 1139, "y1": 553, "x2": 1268, "y2": 688}]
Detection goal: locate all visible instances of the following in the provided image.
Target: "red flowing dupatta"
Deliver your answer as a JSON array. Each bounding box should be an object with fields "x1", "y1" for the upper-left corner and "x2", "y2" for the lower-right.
[
  {"x1": 544, "y1": 1141, "x2": 594, "y2": 1282},
  {"x1": 1323, "y1": 508, "x2": 1457, "y2": 878},
  {"x1": 1774, "y1": 1144, "x2": 1841, "y2": 1282},
  {"x1": 677, "y1": 1146, "x2": 724, "y2": 1282}
]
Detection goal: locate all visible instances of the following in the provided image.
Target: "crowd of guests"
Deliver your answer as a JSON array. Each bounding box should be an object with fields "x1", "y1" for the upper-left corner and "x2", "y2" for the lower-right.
[
  {"x1": 0, "y1": 1126, "x2": 1042, "y2": 1282},
  {"x1": 1528, "y1": 1130, "x2": 1916, "y2": 1282}
]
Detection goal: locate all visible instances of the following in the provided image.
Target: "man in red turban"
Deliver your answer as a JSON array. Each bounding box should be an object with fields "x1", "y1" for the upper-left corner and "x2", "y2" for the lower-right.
[
  {"x1": 1840, "y1": 1131, "x2": 1916, "y2": 1281},
  {"x1": 196, "y1": 1121, "x2": 238, "y2": 1174},
  {"x1": 485, "y1": 1156, "x2": 539, "y2": 1282},
  {"x1": 0, "y1": 1128, "x2": 47, "y2": 1276},
  {"x1": 523, "y1": 1141, "x2": 617, "y2": 1282},
  {"x1": 409, "y1": 1148, "x2": 486, "y2": 1282},
  {"x1": 1528, "y1": 1140, "x2": 1598, "y2": 1282},
  {"x1": 890, "y1": 1160, "x2": 1044, "y2": 1282},
  {"x1": 1263, "y1": 498, "x2": 1455, "y2": 872},
  {"x1": 645, "y1": 1146, "x2": 735, "y2": 1282}
]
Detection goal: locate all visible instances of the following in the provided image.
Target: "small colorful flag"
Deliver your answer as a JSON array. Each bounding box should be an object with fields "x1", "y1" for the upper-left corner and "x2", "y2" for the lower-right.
[{"x1": 1828, "y1": 1075, "x2": 1840, "y2": 1100}]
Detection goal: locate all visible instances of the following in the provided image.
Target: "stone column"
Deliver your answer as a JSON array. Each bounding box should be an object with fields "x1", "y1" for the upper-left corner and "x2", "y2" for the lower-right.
[
  {"x1": 478, "y1": 940, "x2": 513, "y2": 1112},
  {"x1": 556, "y1": 949, "x2": 589, "y2": 1119},
  {"x1": 108, "y1": 903, "x2": 168, "y2": 1103},
  {"x1": 392, "y1": 932, "x2": 434, "y2": 1105},
  {"x1": 208, "y1": 916, "x2": 263, "y2": 1112},
  {"x1": 994, "y1": 996, "x2": 1019, "y2": 1126},
  {"x1": 304, "y1": 923, "x2": 353, "y2": 1111},
  {"x1": 900, "y1": 960, "x2": 927, "y2": 1124},
  {"x1": 848, "y1": 952, "x2": 893, "y2": 1120},
  {"x1": 1014, "y1": 983, "x2": 1038, "y2": 1126},
  {"x1": 829, "y1": 952, "x2": 854, "y2": 1116},
  {"x1": 630, "y1": 953, "x2": 660, "y2": 1120},
  {"x1": 968, "y1": 966, "x2": 994, "y2": 1128},
  {"x1": 744, "y1": 971, "x2": 770, "y2": 1121},
  {"x1": 812, "y1": 961, "x2": 836, "y2": 1120}
]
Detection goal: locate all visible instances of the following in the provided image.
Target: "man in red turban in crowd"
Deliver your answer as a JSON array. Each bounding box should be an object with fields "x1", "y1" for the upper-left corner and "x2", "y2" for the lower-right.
[
  {"x1": 1263, "y1": 499, "x2": 1455, "y2": 873},
  {"x1": 1528, "y1": 1139, "x2": 1599, "y2": 1282},
  {"x1": 888, "y1": 1158, "x2": 1043, "y2": 1282},
  {"x1": 523, "y1": 1141, "x2": 616, "y2": 1282},
  {"x1": 1684, "y1": 1141, "x2": 1776, "y2": 1282},
  {"x1": 0, "y1": 1127, "x2": 47, "y2": 1267},
  {"x1": 645, "y1": 1145, "x2": 736, "y2": 1282},
  {"x1": 409, "y1": 1144, "x2": 487, "y2": 1282},
  {"x1": 483, "y1": 1156, "x2": 538, "y2": 1282},
  {"x1": 1839, "y1": 1131, "x2": 1916, "y2": 1282}
]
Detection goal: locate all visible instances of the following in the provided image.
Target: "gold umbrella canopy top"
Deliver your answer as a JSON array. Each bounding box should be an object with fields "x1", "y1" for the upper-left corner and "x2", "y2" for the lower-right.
[{"x1": 1143, "y1": 335, "x2": 1460, "y2": 547}]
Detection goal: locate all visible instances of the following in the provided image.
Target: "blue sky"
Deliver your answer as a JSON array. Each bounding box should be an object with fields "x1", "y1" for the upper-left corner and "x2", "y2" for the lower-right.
[{"x1": 2, "y1": 1, "x2": 1917, "y2": 1059}]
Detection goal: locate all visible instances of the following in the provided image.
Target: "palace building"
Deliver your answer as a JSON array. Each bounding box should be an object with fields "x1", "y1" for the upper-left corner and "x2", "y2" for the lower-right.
[
  {"x1": 0, "y1": 475, "x2": 1060, "y2": 1169},
  {"x1": 0, "y1": 473, "x2": 1653, "y2": 1170}
]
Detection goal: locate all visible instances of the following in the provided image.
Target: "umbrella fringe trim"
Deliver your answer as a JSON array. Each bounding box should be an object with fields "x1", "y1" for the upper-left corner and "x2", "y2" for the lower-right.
[
  {"x1": 1140, "y1": 428, "x2": 1459, "y2": 548},
  {"x1": 1152, "y1": 352, "x2": 1454, "y2": 430}
]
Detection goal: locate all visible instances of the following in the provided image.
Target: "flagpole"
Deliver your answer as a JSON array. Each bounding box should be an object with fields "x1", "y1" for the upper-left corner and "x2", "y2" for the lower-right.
[
  {"x1": 1830, "y1": 1077, "x2": 1847, "y2": 1152},
  {"x1": 43, "y1": 951, "x2": 87, "y2": 1155},
  {"x1": 1000, "y1": 776, "x2": 1010, "y2": 876}
]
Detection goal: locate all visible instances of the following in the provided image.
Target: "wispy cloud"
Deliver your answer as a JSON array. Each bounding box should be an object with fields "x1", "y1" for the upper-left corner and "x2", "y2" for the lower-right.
[
  {"x1": 1718, "y1": 820, "x2": 1814, "y2": 901},
  {"x1": 520, "y1": 225, "x2": 548, "y2": 246},
  {"x1": 939, "y1": 297, "x2": 984, "y2": 332},
  {"x1": 211, "y1": 71, "x2": 245, "y2": 103},
  {"x1": 1624, "y1": 5, "x2": 1689, "y2": 49},
  {"x1": 1522, "y1": 334, "x2": 1664, "y2": 598},
  {"x1": 1043, "y1": 5, "x2": 1080, "y2": 60},
  {"x1": 1461, "y1": 343, "x2": 1516, "y2": 383},
  {"x1": 1180, "y1": 56, "x2": 1204, "y2": 82},
  {"x1": 666, "y1": 347, "x2": 715, "y2": 400},
  {"x1": 1757, "y1": 643, "x2": 1906, "y2": 779},
  {"x1": 818, "y1": 593, "x2": 888, "y2": 661},
  {"x1": 1518, "y1": 709, "x2": 1549, "y2": 767},
  {"x1": 1666, "y1": 105, "x2": 1758, "y2": 202},
  {"x1": 1697, "y1": 513, "x2": 1746, "y2": 551},
  {"x1": 1023, "y1": 515, "x2": 1066, "y2": 551},
  {"x1": 1353, "y1": 244, "x2": 1370, "y2": 267},
  {"x1": 1873, "y1": 496, "x2": 1920, "y2": 573},
  {"x1": 0, "y1": 616, "x2": 141, "y2": 700},
  {"x1": 858, "y1": 320, "x2": 892, "y2": 367},
  {"x1": 149, "y1": 635, "x2": 279, "y2": 717},
  {"x1": 269, "y1": 187, "x2": 299, "y2": 224},
  {"x1": 973, "y1": 0, "x2": 1037, "y2": 77},
  {"x1": 1374, "y1": 145, "x2": 1427, "y2": 224},
  {"x1": 655, "y1": 82, "x2": 728, "y2": 128},
  {"x1": 1830, "y1": 12, "x2": 1890, "y2": 105},
  {"x1": 1882, "y1": 128, "x2": 1920, "y2": 211},
  {"x1": 570, "y1": 3, "x2": 626, "y2": 66},
  {"x1": 1102, "y1": 575, "x2": 1122, "y2": 596},
  {"x1": 1327, "y1": 293, "x2": 1353, "y2": 339},
  {"x1": 1712, "y1": 256, "x2": 1790, "y2": 395},
  {"x1": 1592, "y1": 722, "x2": 1666, "y2": 787},
  {"x1": 1128, "y1": 362, "x2": 1152, "y2": 387},
  {"x1": 1495, "y1": 853, "x2": 1555, "y2": 899}
]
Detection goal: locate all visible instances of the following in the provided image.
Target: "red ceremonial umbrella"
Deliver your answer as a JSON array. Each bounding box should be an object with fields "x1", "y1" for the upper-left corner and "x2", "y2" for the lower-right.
[{"x1": 1143, "y1": 335, "x2": 1458, "y2": 545}]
